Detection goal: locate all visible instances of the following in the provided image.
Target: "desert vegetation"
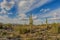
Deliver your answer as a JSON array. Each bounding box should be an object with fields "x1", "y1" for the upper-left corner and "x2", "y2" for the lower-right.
[{"x1": 0, "y1": 14, "x2": 60, "y2": 40}]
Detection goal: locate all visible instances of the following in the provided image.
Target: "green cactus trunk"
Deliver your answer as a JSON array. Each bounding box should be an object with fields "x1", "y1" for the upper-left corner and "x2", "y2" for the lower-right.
[{"x1": 29, "y1": 13, "x2": 33, "y2": 33}]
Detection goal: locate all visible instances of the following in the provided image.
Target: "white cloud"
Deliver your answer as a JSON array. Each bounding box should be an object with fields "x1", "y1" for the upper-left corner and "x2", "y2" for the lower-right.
[
  {"x1": 31, "y1": 0, "x2": 53, "y2": 9},
  {"x1": 1, "y1": 0, "x2": 15, "y2": 10},
  {"x1": 40, "y1": 8, "x2": 50, "y2": 13},
  {"x1": 33, "y1": 19, "x2": 41, "y2": 25},
  {"x1": 48, "y1": 8, "x2": 60, "y2": 20},
  {"x1": 32, "y1": 15, "x2": 37, "y2": 20},
  {"x1": 33, "y1": 19, "x2": 45, "y2": 25},
  {"x1": 8, "y1": 12, "x2": 13, "y2": 14},
  {"x1": 18, "y1": 0, "x2": 52, "y2": 16},
  {"x1": 0, "y1": 0, "x2": 15, "y2": 15},
  {"x1": 0, "y1": 15, "x2": 29, "y2": 24},
  {"x1": 19, "y1": 1, "x2": 27, "y2": 7},
  {"x1": 0, "y1": 8, "x2": 7, "y2": 14},
  {"x1": 0, "y1": 0, "x2": 7, "y2": 9},
  {"x1": 18, "y1": 13, "x2": 26, "y2": 18}
]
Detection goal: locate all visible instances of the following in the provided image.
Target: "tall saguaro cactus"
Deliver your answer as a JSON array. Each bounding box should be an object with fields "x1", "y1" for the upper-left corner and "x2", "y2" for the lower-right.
[
  {"x1": 29, "y1": 13, "x2": 33, "y2": 33},
  {"x1": 29, "y1": 13, "x2": 33, "y2": 26}
]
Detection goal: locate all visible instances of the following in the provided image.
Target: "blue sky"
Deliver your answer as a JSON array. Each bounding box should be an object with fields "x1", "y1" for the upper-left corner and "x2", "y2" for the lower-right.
[{"x1": 0, "y1": 0, "x2": 60, "y2": 25}]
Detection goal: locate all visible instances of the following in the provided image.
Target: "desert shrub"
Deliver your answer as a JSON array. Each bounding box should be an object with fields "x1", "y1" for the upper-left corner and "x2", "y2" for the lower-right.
[
  {"x1": 27, "y1": 38, "x2": 43, "y2": 40},
  {"x1": 27, "y1": 38, "x2": 33, "y2": 40},
  {"x1": 0, "y1": 26, "x2": 3, "y2": 29},
  {"x1": 58, "y1": 27, "x2": 60, "y2": 33},
  {"x1": 19, "y1": 28, "x2": 30, "y2": 34},
  {"x1": 2, "y1": 32, "x2": 7, "y2": 36},
  {"x1": 7, "y1": 36, "x2": 21, "y2": 40}
]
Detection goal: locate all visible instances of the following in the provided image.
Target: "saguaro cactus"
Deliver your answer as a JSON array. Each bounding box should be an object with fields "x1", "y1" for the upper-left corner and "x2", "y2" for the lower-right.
[
  {"x1": 46, "y1": 18, "x2": 48, "y2": 27},
  {"x1": 29, "y1": 13, "x2": 33, "y2": 33},
  {"x1": 29, "y1": 13, "x2": 33, "y2": 26}
]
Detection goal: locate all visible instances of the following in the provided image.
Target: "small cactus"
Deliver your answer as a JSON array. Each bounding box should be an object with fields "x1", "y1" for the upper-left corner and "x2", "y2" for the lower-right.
[{"x1": 46, "y1": 18, "x2": 48, "y2": 27}]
